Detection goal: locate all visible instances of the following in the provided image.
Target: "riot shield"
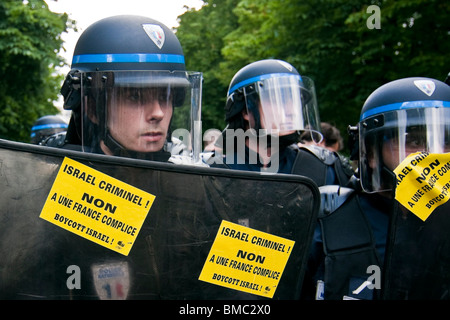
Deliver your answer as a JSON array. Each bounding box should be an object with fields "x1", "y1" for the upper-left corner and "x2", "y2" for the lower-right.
[
  {"x1": 382, "y1": 202, "x2": 450, "y2": 299},
  {"x1": 0, "y1": 139, "x2": 319, "y2": 300}
]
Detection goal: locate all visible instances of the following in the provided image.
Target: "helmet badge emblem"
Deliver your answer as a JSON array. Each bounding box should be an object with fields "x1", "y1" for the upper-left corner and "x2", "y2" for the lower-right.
[
  {"x1": 414, "y1": 80, "x2": 436, "y2": 96},
  {"x1": 142, "y1": 24, "x2": 165, "y2": 49}
]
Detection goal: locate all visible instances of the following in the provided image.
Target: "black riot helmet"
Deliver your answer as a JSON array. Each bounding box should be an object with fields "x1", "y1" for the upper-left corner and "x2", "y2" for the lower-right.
[
  {"x1": 61, "y1": 15, "x2": 202, "y2": 160},
  {"x1": 30, "y1": 115, "x2": 68, "y2": 144},
  {"x1": 358, "y1": 77, "x2": 450, "y2": 193},
  {"x1": 225, "y1": 59, "x2": 322, "y2": 143}
]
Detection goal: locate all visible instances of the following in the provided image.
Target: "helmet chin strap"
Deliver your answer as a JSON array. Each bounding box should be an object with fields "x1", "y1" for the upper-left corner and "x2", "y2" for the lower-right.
[
  {"x1": 278, "y1": 131, "x2": 301, "y2": 149},
  {"x1": 103, "y1": 129, "x2": 171, "y2": 162},
  {"x1": 254, "y1": 131, "x2": 299, "y2": 150},
  {"x1": 380, "y1": 164, "x2": 397, "y2": 193}
]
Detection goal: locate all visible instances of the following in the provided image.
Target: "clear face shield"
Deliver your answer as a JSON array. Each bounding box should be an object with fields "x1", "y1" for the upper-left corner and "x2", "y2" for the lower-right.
[
  {"x1": 242, "y1": 75, "x2": 322, "y2": 141},
  {"x1": 79, "y1": 70, "x2": 202, "y2": 160},
  {"x1": 359, "y1": 104, "x2": 450, "y2": 193}
]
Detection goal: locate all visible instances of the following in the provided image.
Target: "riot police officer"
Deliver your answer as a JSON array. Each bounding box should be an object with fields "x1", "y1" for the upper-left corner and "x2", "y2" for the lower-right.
[
  {"x1": 304, "y1": 77, "x2": 450, "y2": 300},
  {"x1": 57, "y1": 15, "x2": 202, "y2": 162},
  {"x1": 209, "y1": 59, "x2": 353, "y2": 185},
  {"x1": 30, "y1": 115, "x2": 68, "y2": 145}
]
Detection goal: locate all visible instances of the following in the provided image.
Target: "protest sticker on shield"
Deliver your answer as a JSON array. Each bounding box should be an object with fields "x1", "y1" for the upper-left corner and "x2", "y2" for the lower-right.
[
  {"x1": 40, "y1": 157, "x2": 156, "y2": 256},
  {"x1": 199, "y1": 220, "x2": 295, "y2": 298},
  {"x1": 394, "y1": 152, "x2": 450, "y2": 221}
]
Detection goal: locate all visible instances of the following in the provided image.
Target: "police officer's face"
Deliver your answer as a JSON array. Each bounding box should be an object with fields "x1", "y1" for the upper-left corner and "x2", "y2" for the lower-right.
[
  {"x1": 383, "y1": 129, "x2": 450, "y2": 171},
  {"x1": 382, "y1": 130, "x2": 427, "y2": 170},
  {"x1": 107, "y1": 87, "x2": 173, "y2": 153},
  {"x1": 244, "y1": 103, "x2": 296, "y2": 137}
]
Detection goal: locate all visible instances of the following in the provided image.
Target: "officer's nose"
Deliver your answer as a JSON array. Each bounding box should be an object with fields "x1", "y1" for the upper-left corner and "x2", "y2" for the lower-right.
[{"x1": 144, "y1": 99, "x2": 166, "y2": 122}]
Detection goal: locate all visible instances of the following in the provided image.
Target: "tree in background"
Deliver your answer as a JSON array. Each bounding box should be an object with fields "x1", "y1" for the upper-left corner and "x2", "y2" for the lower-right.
[
  {"x1": 0, "y1": 0, "x2": 72, "y2": 142},
  {"x1": 176, "y1": 0, "x2": 240, "y2": 133},
  {"x1": 1, "y1": 1, "x2": 447, "y2": 145},
  {"x1": 177, "y1": 0, "x2": 449, "y2": 154}
]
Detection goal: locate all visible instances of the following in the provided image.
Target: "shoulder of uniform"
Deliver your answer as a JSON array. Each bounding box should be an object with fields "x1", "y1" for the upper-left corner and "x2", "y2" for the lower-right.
[
  {"x1": 298, "y1": 144, "x2": 337, "y2": 165},
  {"x1": 41, "y1": 131, "x2": 67, "y2": 148},
  {"x1": 167, "y1": 137, "x2": 190, "y2": 156},
  {"x1": 169, "y1": 154, "x2": 210, "y2": 167}
]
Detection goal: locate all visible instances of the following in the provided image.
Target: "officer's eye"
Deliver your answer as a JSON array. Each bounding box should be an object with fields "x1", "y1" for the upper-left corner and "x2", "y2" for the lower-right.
[
  {"x1": 116, "y1": 87, "x2": 172, "y2": 106},
  {"x1": 405, "y1": 133, "x2": 425, "y2": 148},
  {"x1": 157, "y1": 88, "x2": 172, "y2": 105},
  {"x1": 115, "y1": 88, "x2": 140, "y2": 104},
  {"x1": 127, "y1": 89, "x2": 141, "y2": 103}
]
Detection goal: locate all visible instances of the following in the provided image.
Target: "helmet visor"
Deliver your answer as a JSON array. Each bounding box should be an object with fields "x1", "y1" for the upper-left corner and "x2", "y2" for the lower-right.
[
  {"x1": 243, "y1": 75, "x2": 321, "y2": 140},
  {"x1": 359, "y1": 103, "x2": 450, "y2": 192},
  {"x1": 80, "y1": 70, "x2": 202, "y2": 158}
]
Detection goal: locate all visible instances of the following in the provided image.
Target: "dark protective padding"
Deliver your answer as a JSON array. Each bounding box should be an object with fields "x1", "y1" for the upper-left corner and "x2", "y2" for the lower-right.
[
  {"x1": 0, "y1": 139, "x2": 319, "y2": 300},
  {"x1": 382, "y1": 201, "x2": 450, "y2": 300}
]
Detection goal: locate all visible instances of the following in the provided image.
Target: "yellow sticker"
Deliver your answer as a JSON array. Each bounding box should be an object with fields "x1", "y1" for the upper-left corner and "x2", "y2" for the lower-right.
[
  {"x1": 394, "y1": 151, "x2": 450, "y2": 221},
  {"x1": 198, "y1": 220, "x2": 295, "y2": 298},
  {"x1": 40, "y1": 157, "x2": 156, "y2": 256}
]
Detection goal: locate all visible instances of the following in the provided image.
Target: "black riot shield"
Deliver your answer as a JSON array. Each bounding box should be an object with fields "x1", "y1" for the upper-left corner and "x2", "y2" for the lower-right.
[
  {"x1": 382, "y1": 201, "x2": 450, "y2": 300},
  {"x1": 0, "y1": 139, "x2": 319, "y2": 300}
]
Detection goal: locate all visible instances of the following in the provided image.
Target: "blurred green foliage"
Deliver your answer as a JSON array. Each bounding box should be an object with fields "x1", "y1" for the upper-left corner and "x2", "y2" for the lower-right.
[
  {"x1": 1, "y1": 0, "x2": 448, "y2": 148},
  {"x1": 177, "y1": 0, "x2": 449, "y2": 153},
  {"x1": 0, "y1": 0, "x2": 73, "y2": 142}
]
